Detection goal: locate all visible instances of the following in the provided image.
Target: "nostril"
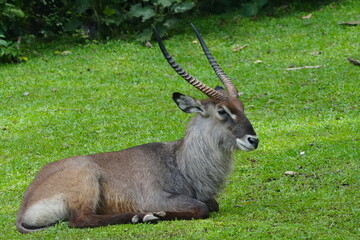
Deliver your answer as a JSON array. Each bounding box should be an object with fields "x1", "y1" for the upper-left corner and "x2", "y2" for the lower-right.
[{"x1": 248, "y1": 137, "x2": 259, "y2": 149}]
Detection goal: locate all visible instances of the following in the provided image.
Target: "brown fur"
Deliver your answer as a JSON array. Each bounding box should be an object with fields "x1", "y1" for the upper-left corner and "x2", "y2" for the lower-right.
[{"x1": 16, "y1": 27, "x2": 259, "y2": 233}]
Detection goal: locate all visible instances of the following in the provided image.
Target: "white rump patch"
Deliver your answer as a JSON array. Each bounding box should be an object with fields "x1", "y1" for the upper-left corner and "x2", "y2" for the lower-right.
[{"x1": 22, "y1": 194, "x2": 69, "y2": 227}]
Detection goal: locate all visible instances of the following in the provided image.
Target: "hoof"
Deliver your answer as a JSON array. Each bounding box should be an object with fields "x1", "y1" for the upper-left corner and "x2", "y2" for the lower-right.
[
  {"x1": 155, "y1": 211, "x2": 166, "y2": 217},
  {"x1": 131, "y1": 215, "x2": 140, "y2": 224},
  {"x1": 143, "y1": 213, "x2": 160, "y2": 223}
]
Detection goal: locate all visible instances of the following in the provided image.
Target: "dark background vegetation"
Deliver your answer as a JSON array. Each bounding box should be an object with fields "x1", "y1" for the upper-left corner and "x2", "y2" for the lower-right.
[{"x1": 0, "y1": 0, "x2": 338, "y2": 63}]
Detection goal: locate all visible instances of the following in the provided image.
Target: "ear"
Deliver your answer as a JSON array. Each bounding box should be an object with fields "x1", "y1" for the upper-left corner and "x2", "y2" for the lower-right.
[{"x1": 172, "y1": 92, "x2": 205, "y2": 114}]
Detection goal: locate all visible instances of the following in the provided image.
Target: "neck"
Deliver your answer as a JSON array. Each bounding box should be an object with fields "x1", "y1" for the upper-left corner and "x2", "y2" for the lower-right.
[{"x1": 177, "y1": 116, "x2": 235, "y2": 201}]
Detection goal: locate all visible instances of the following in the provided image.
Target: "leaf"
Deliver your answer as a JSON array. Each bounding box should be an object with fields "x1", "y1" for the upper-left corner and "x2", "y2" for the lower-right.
[
  {"x1": 163, "y1": 18, "x2": 179, "y2": 29},
  {"x1": 64, "y1": 18, "x2": 82, "y2": 32},
  {"x1": 20, "y1": 56, "x2": 28, "y2": 62},
  {"x1": 347, "y1": 57, "x2": 360, "y2": 66},
  {"x1": 338, "y1": 20, "x2": 360, "y2": 26},
  {"x1": 255, "y1": 0, "x2": 268, "y2": 8},
  {"x1": 7, "y1": 8, "x2": 25, "y2": 18},
  {"x1": 172, "y1": 2, "x2": 195, "y2": 13},
  {"x1": 103, "y1": 6, "x2": 116, "y2": 16},
  {"x1": 76, "y1": 0, "x2": 92, "y2": 13},
  {"x1": 284, "y1": 171, "x2": 297, "y2": 176},
  {"x1": 156, "y1": 0, "x2": 174, "y2": 8},
  {"x1": 128, "y1": 4, "x2": 156, "y2": 22},
  {"x1": 240, "y1": 3, "x2": 258, "y2": 17},
  {"x1": 240, "y1": 0, "x2": 268, "y2": 17},
  {"x1": 136, "y1": 28, "x2": 153, "y2": 42},
  {"x1": 310, "y1": 51, "x2": 321, "y2": 56},
  {"x1": 145, "y1": 41, "x2": 153, "y2": 48},
  {"x1": 285, "y1": 65, "x2": 321, "y2": 70},
  {"x1": 302, "y1": 13, "x2": 313, "y2": 20},
  {"x1": 0, "y1": 39, "x2": 8, "y2": 47},
  {"x1": 232, "y1": 44, "x2": 249, "y2": 52},
  {"x1": 61, "y1": 51, "x2": 72, "y2": 56}
]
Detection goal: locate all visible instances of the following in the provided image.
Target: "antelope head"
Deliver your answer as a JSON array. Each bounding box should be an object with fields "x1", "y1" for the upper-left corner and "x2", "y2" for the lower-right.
[{"x1": 154, "y1": 24, "x2": 258, "y2": 152}]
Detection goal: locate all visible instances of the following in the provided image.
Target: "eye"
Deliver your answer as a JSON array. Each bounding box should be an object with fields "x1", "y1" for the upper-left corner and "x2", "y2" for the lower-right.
[{"x1": 218, "y1": 109, "x2": 228, "y2": 116}]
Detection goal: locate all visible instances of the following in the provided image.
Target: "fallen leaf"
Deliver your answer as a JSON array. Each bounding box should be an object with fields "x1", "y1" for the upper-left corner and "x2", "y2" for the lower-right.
[
  {"x1": 61, "y1": 51, "x2": 72, "y2": 56},
  {"x1": 338, "y1": 20, "x2": 360, "y2": 26},
  {"x1": 310, "y1": 51, "x2": 321, "y2": 56},
  {"x1": 145, "y1": 41, "x2": 153, "y2": 48},
  {"x1": 302, "y1": 13, "x2": 313, "y2": 20},
  {"x1": 284, "y1": 171, "x2": 297, "y2": 176},
  {"x1": 285, "y1": 65, "x2": 321, "y2": 70},
  {"x1": 347, "y1": 57, "x2": 360, "y2": 66},
  {"x1": 232, "y1": 44, "x2": 249, "y2": 52}
]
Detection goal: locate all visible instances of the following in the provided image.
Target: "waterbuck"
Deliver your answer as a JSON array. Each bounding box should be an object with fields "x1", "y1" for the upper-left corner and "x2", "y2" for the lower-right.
[{"x1": 16, "y1": 24, "x2": 258, "y2": 234}]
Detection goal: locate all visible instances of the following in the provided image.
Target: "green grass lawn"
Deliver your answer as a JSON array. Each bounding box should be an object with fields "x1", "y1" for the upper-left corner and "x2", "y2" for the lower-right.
[{"x1": 1, "y1": 0, "x2": 359, "y2": 239}]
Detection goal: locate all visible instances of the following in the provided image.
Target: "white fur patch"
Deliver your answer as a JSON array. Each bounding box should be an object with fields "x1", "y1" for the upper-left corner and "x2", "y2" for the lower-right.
[
  {"x1": 155, "y1": 211, "x2": 166, "y2": 217},
  {"x1": 143, "y1": 213, "x2": 159, "y2": 222},
  {"x1": 131, "y1": 215, "x2": 139, "y2": 224},
  {"x1": 22, "y1": 194, "x2": 68, "y2": 227},
  {"x1": 222, "y1": 106, "x2": 237, "y2": 120},
  {"x1": 236, "y1": 134, "x2": 258, "y2": 151}
]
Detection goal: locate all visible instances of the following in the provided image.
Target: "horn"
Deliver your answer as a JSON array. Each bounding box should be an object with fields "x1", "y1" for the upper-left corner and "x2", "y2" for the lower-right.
[
  {"x1": 190, "y1": 23, "x2": 238, "y2": 98},
  {"x1": 153, "y1": 27, "x2": 228, "y2": 102}
]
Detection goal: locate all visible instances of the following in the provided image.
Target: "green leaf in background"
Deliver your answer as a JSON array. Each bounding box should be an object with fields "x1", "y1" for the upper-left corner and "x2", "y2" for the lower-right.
[
  {"x1": 240, "y1": 0, "x2": 268, "y2": 16},
  {"x1": 128, "y1": 3, "x2": 156, "y2": 22},
  {"x1": 172, "y1": 2, "x2": 195, "y2": 13},
  {"x1": 256, "y1": 0, "x2": 268, "y2": 8},
  {"x1": 103, "y1": 6, "x2": 116, "y2": 16},
  {"x1": 75, "y1": 0, "x2": 92, "y2": 14},
  {"x1": 6, "y1": 7, "x2": 25, "y2": 18},
  {"x1": 241, "y1": 2, "x2": 257, "y2": 16},
  {"x1": 0, "y1": 39, "x2": 8, "y2": 46},
  {"x1": 156, "y1": 0, "x2": 174, "y2": 8},
  {"x1": 136, "y1": 27, "x2": 153, "y2": 42},
  {"x1": 64, "y1": 18, "x2": 82, "y2": 32},
  {"x1": 163, "y1": 18, "x2": 179, "y2": 29}
]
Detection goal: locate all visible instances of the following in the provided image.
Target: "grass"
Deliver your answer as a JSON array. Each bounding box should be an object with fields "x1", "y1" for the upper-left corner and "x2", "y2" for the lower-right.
[{"x1": 1, "y1": 0, "x2": 359, "y2": 239}]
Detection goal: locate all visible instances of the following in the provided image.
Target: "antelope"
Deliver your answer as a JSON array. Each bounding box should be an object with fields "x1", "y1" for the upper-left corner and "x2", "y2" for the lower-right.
[{"x1": 16, "y1": 24, "x2": 258, "y2": 234}]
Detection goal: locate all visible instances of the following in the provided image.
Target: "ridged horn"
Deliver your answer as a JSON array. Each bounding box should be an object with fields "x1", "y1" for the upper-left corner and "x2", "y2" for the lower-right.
[
  {"x1": 153, "y1": 27, "x2": 228, "y2": 102},
  {"x1": 190, "y1": 23, "x2": 238, "y2": 98}
]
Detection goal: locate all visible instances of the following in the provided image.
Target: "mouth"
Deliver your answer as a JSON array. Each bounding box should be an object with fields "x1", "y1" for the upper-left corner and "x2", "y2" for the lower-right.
[
  {"x1": 236, "y1": 135, "x2": 258, "y2": 152},
  {"x1": 237, "y1": 142, "x2": 254, "y2": 152}
]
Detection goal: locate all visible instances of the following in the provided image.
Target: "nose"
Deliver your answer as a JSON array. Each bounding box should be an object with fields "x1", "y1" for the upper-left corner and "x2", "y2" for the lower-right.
[{"x1": 248, "y1": 137, "x2": 259, "y2": 149}]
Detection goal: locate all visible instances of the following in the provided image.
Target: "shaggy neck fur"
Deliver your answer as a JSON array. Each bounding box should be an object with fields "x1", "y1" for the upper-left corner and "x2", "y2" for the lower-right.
[{"x1": 177, "y1": 114, "x2": 236, "y2": 201}]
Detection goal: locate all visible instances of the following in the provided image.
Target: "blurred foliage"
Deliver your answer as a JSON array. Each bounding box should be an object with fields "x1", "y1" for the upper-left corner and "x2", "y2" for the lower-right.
[
  {"x1": 0, "y1": 0, "x2": 25, "y2": 62},
  {"x1": 0, "y1": 0, "x2": 268, "y2": 63}
]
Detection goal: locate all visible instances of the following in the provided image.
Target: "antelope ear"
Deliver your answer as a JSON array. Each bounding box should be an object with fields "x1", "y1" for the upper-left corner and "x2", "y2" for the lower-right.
[{"x1": 173, "y1": 92, "x2": 205, "y2": 114}]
